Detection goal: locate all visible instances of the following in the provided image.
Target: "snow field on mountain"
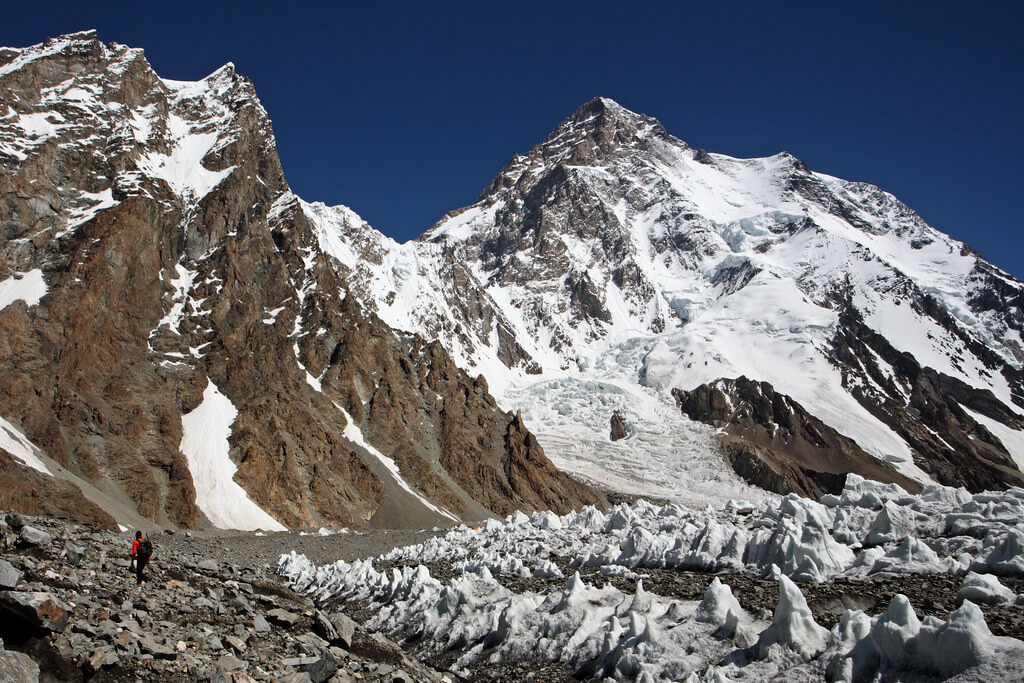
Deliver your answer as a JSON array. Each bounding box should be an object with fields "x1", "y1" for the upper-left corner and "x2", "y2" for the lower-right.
[
  {"x1": 287, "y1": 99, "x2": 1024, "y2": 507},
  {"x1": 278, "y1": 475, "x2": 1024, "y2": 680},
  {"x1": 638, "y1": 280, "x2": 931, "y2": 481},
  {"x1": 0, "y1": 268, "x2": 47, "y2": 310},
  {"x1": 404, "y1": 104, "x2": 1024, "y2": 504},
  {"x1": 179, "y1": 379, "x2": 285, "y2": 531},
  {"x1": 0, "y1": 414, "x2": 53, "y2": 475},
  {"x1": 136, "y1": 113, "x2": 234, "y2": 202},
  {"x1": 507, "y1": 369, "x2": 766, "y2": 507}
]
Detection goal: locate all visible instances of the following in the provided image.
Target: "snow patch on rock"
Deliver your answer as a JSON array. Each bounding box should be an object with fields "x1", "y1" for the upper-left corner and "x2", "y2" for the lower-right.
[
  {"x1": 180, "y1": 379, "x2": 285, "y2": 531},
  {"x1": 0, "y1": 269, "x2": 47, "y2": 310},
  {"x1": 0, "y1": 414, "x2": 52, "y2": 475}
]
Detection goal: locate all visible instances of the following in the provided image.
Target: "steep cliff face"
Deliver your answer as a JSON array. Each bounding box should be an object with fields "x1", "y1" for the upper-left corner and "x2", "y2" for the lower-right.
[{"x1": 0, "y1": 32, "x2": 604, "y2": 529}]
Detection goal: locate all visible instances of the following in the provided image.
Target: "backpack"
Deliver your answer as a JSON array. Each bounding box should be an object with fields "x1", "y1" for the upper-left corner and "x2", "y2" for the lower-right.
[{"x1": 138, "y1": 538, "x2": 153, "y2": 562}]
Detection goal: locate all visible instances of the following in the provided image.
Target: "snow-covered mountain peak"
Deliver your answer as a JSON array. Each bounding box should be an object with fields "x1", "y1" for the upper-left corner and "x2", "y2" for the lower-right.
[
  {"x1": 0, "y1": 30, "x2": 151, "y2": 80},
  {"x1": 336, "y1": 96, "x2": 1024, "y2": 502},
  {"x1": 551, "y1": 95, "x2": 672, "y2": 148},
  {"x1": 5, "y1": 34, "x2": 1023, "y2": 522}
]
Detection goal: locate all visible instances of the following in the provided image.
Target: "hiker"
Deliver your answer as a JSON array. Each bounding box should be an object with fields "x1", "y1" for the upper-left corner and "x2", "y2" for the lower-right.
[{"x1": 130, "y1": 530, "x2": 153, "y2": 587}]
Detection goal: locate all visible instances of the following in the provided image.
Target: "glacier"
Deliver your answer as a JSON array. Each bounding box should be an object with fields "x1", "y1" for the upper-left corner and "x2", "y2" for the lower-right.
[{"x1": 279, "y1": 475, "x2": 1024, "y2": 680}]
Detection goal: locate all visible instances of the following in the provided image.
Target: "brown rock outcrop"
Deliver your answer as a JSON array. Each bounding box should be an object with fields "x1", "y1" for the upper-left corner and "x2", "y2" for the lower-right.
[
  {"x1": 0, "y1": 32, "x2": 603, "y2": 529},
  {"x1": 673, "y1": 377, "x2": 920, "y2": 499},
  {"x1": 610, "y1": 410, "x2": 628, "y2": 441},
  {"x1": 0, "y1": 451, "x2": 116, "y2": 530}
]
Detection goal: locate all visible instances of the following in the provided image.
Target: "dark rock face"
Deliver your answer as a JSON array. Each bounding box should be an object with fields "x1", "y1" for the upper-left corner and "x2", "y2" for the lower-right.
[
  {"x1": 832, "y1": 308, "x2": 1024, "y2": 492},
  {"x1": 419, "y1": 97, "x2": 684, "y2": 359},
  {"x1": 502, "y1": 411, "x2": 599, "y2": 515},
  {"x1": 0, "y1": 33, "x2": 603, "y2": 529},
  {"x1": 610, "y1": 411, "x2": 627, "y2": 441},
  {"x1": 673, "y1": 377, "x2": 919, "y2": 499},
  {"x1": 0, "y1": 450, "x2": 117, "y2": 530}
]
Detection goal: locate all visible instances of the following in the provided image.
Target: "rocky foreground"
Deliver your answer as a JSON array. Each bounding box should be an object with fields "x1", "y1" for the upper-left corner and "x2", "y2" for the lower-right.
[
  {"x1": 6, "y1": 494, "x2": 1024, "y2": 682},
  {"x1": 0, "y1": 511, "x2": 449, "y2": 682}
]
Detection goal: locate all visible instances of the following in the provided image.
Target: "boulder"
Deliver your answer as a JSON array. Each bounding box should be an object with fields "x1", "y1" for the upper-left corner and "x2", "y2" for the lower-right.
[
  {"x1": 138, "y1": 636, "x2": 176, "y2": 660},
  {"x1": 325, "y1": 612, "x2": 357, "y2": 649},
  {"x1": 224, "y1": 634, "x2": 247, "y2": 653},
  {"x1": 0, "y1": 643, "x2": 38, "y2": 683},
  {"x1": 5, "y1": 513, "x2": 24, "y2": 531},
  {"x1": 267, "y1": 608, "x2": 300, "y2": 628},
  {"x1": 281, "y1": 656, "x2": 319, "y2": 667},
  {"x1": 216, "y1": 653, "x2": 246, "y2": 673},
  {"x1": 303, "y1": 656, "x2": 337, "y2": 683},
  {"x1": 312, "y1": 610, "x2": 338, "y2": 643},
  {"x1": 63, "y1": 543, "x2": 83, "y2": 567},
  {"x1": 280, "y1": 673, "x2": 314, "y2": 683},
  {"x1": 0, "y1": 560, "x2": 22, "y2": 589},
  {"x1": 18, "y1": 526, "x2": 51, "y2": 547},
  {"x1": 85, "y1": 649, "x2": 119, "y2": 672},
  {"x1": 349, "y1": 630, "x2": 406, "y2": 665},
  {"x1": 253, "y1": 613, "x2": 271, "y2": 632},
  {"x1": 0, "y1": 591, "x2": 71, "y2": 632}
]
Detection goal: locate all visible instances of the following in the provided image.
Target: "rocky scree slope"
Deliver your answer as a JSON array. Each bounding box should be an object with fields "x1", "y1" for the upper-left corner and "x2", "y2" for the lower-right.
[
  {"x1": 0, "y1": 31, "x2": 603, "y2": 530},
  {"x1": 312, "y1": 95, "x2": 1024, "y2": 499},
  {"x1": 0, "y1": 510, "x2": 449, "y2": 682}
]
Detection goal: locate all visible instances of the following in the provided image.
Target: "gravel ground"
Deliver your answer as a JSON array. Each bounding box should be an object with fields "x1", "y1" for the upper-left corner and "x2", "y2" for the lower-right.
[{"x1": 154, "y1": 527, "x2": 443, "y2": 570}]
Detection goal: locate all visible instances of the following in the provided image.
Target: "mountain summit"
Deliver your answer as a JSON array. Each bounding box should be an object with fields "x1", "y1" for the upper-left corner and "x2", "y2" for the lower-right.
[{"x1": 320, "y1": 96, "x2": 1024, "y2": 501}]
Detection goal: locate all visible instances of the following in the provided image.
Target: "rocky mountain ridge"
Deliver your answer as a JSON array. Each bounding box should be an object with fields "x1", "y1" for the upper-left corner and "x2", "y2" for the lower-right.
[{"x1": 0, "y1": 31, "x2": 603, "y2": 531}]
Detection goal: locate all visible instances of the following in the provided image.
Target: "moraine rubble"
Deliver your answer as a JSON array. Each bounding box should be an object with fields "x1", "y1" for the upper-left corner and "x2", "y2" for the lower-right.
[{"x1": 0, "y1": 511, "x2": 449, "y2": 682}]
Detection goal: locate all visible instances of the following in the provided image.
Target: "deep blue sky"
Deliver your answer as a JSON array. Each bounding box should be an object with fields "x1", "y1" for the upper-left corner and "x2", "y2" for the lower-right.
[{"x1": 4, "y1": 2, "x2": 1022, "y2": 277}]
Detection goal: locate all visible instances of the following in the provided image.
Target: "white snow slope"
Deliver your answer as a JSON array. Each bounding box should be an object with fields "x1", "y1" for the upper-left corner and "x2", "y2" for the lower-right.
[
  {"x1": 180, "y1": 379, "x2": 285, "y2": 531},
  {"x1": 0, "y1": 269, "x2": 47, "y2": 310},
  {"x1": 279, "y1": 475, "x2": 1024, "y2": 681},
  {"x1": 0, "y1": 414, "x2": 53, "y2": 474}
]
